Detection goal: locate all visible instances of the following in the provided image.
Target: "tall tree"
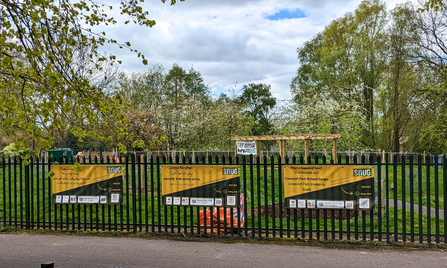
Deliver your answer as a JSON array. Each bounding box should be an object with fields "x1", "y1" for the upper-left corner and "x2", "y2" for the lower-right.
[
  {"x1": 115, "y1": 64, "x2": 166, "y2": 111},
  {"x1": 115, "y1": 64, "x2": 218, "y2": 151},
  {"x1": 405, "y1": 0, "x2": 447, "y2": 153},
  {"x1": 376, "y1": 4, "x2": 423, "y2": 152},
  {"x1": 162, "y1": 64, "x2": 209, "y2": 149},
  {"x1": 291, "y1": 0, "x2": 388, "y2": 148},
  {"x1": 238, "y1": 83, "x2": 277, "y2": 136}
]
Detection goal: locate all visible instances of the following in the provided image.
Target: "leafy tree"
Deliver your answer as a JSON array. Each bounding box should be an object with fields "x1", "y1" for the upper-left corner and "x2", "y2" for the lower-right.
[
  {"x1": 403, "y1": 1, "x2": 447, "y2": 153},
  {"x1": 115, "y1": 64, "x2": 214, "y2": 150},
  {"x1": 0, "y1": 0, "x2": 181, "y2": 157},
  {"x1": 115, "y1": 64, "x2": 166, "y2": 111},
  {"x1": 374, "y1": 4, "x2": 424, "y2": 152},
  {"x1": 53, "y1": 127, "x2": 105, "y2": 152},
  {"x1": 178, "y1": 92, "x2": 251, "y2": 150},
  {"x1": 291, "y1": 0, "x2": 388, "y2": 149},
  {"x1": 122, "y1": 108, "x2": 167, "y2": 150},
  {"x1": 278, "y1": 97, "x2": 367, "y2": 152},
  {"x1": 162, "y1": 64, "x2": 210, "y2": 149},
  {"x1": 114, "y1": 65, "x2": 253, "y2": 151},
  {"x1": 409, "y1": 68, "x2": 447, "y2": 154},
  {"x1": 238, "y1": 83, "x2": 277, "y2": 136},
  {"x1": 291, "y1": 0, "x2": 447, "y2": 153}
]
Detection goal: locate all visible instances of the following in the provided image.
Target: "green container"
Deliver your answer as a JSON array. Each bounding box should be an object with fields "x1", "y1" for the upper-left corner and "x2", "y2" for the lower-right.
[{"x1": 47, "y1": 148, "x2": 76, "y2": 163}]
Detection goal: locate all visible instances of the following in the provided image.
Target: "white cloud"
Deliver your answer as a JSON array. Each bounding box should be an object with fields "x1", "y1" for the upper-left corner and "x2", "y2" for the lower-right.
[{"x1": 97, "y1": 0, "x2": 416, "y2": 100}]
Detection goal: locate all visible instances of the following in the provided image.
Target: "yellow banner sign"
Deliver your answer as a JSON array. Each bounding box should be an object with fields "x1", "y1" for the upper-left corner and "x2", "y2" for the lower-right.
[
  {"x1": 162, "y1": 165, "x2": 239, "y2": 196},
  {"x1": 284, "y1": 165, "x2": 374, "y2": 198},
  {"x1": 52, "y1": 165, "x2": 123, "y2": 195}
]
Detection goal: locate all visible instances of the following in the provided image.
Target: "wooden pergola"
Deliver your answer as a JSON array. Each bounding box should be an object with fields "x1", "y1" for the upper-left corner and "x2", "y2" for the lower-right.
[{"x1": 231, "y1": 134, "x2": 342, "y2": 163}]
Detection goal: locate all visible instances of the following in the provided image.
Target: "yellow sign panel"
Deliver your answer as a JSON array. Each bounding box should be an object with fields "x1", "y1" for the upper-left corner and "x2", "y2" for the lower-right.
[
  {"x1": 162, "y1": 165, "x2": 239, "y2": 196},
  {"x1": 52, "y1": 165, "x2": 123, "y2": 194},
  {"x1": 284, "y1": 165, "x2": 374, "y2": 198}
]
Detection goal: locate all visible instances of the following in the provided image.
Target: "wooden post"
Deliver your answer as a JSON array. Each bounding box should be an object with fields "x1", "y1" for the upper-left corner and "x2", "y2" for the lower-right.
[
  {"x1": 283, "y1": 140, "x2": 287, "y2": 163},
  {"x1": 305, "y1": 139, "x2": 310, "y2": 164},
  {"x1": 256, "y1": 140, "x2": 261, "y2": 157},
  {"x1": 279, "y1": 140, "x2": 282, "y2": 162},
  {"x1": 332, "y1": 139, "x2": 337, "y2": 164},
  {"x1": 234, "y1": 141, "x2": 237, "y2": 157},
  {"x1": 192, "y1": 149, "x2": 195, "y2": 163},
  {"x1": 280, "y1": 140, "x2": 286, "y2": 163}
]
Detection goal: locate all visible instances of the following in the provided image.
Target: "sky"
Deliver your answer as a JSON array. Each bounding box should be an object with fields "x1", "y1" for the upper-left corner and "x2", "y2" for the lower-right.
[{"x1": 100, "y1": 0, "x2": 413, "y2": 101}]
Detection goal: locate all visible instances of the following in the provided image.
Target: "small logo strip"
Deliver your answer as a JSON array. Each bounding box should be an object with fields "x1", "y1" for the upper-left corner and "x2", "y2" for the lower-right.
[
  {"x1": 353, "y1": 169, "x2": 371, "y2": 176},
  {"x1": 222, "y1": 168, "x2": 238, "y2": 175},
  {"x1": 107, "y1": 167, "x2": 122, "y2": 173}
]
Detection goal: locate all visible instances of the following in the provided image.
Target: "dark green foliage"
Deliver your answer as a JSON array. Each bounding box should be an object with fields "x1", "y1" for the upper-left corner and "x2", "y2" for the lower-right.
[{"x1": 238, "y1": 83, "x2": 277, "y2": 136}]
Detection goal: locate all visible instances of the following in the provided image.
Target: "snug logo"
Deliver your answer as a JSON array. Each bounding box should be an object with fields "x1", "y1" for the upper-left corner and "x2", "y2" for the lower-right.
[
  {"x1": 222, "y1": 168, "x2": 238, "y2": 175},
  {"x1": 353, "y1": 168, "x2": 372, "y2": 177},
  {"x1": 107, "y1": 167, "x2": 122, "y2": 174}
]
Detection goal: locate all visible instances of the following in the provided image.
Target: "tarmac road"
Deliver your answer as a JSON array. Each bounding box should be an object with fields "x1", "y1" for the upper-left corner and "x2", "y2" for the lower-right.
[{"x1": 1, "y1": 234, "x2": 447, "y2": 268}]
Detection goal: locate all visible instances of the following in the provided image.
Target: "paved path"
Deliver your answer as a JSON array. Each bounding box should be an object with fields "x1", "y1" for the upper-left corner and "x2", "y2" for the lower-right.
[
  {"x1": 377, "y1": 198, "x2": 444, "y2": 218},
  {"x1": 1, "y1": 234, "x2": 446, "y2": 268}
]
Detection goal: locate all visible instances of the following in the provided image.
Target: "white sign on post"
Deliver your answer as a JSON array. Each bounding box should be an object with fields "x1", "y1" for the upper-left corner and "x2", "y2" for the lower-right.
[{"x1": 236, "y1": 141, "x2": 257, "y2": 155}]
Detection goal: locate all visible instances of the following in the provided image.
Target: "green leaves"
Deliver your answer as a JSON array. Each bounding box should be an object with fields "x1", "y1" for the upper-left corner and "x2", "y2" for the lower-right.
[
  {"x1": 292, "y1": 0, "x2": 389, "y2": 149},
  {"x1": 238, "y1": 83, "x2": 277, "y2": 136},
  {"x1": 1, "y1": 56, "x2": 11, "y2": 68},
  {"x1": 0, "y1": 0, "x2": 182, "y2": 154},
  {"x1": 132, "y1": 140, "x2": 145, "y2": 150},
  {"x1": 419, "y1": 0, "x2": 445, "y2": 12},
  {"x1": 48, "y1": 73, "x2": 59, "y2": 87}
]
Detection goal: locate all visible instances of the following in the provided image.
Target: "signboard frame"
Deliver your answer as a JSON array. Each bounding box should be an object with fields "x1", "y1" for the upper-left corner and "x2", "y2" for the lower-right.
[
  {"x1": 162, "y1": 165, "x2": 241, "y2": 208},
  {"x1": 284, "y1": 165, "x2": 375, "y2": 211},
  {"x1": 51, "y1": 164, "x2": 124, "y2": 205}
]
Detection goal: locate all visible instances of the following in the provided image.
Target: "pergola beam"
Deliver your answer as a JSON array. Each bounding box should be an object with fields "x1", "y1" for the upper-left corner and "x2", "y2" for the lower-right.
[
  {"x1": 233, "y1": 134, "x2": 341, "y2": 163},
  {"x1": 231, "y1": 134, "x2": 341, "y2": 141}
]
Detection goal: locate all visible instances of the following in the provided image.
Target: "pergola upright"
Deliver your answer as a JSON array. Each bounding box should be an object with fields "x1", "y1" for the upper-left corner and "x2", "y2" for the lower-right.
[{"x1": 232, "y1": 134, "x2": 342, "y2": 163}]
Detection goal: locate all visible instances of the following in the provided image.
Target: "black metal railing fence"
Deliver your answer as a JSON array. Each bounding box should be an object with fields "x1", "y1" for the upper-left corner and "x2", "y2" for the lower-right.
[{"x1": 0, "y1": 153, "x2": 445, "y2": 244}]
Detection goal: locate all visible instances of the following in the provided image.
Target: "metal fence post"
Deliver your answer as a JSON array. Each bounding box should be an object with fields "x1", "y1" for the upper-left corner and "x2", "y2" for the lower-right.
[
  {"x1": 131, "y1": 154, "x2": 137, "y2": 233},
  {"x1": 25, "y1": 161, "x2": 30, "y2": 230}
]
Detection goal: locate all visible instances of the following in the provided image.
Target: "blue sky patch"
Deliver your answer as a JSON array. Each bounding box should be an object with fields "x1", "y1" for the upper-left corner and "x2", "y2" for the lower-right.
[{"x1": 266, "y1": 9, "x2": 306, "y2": 20}]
